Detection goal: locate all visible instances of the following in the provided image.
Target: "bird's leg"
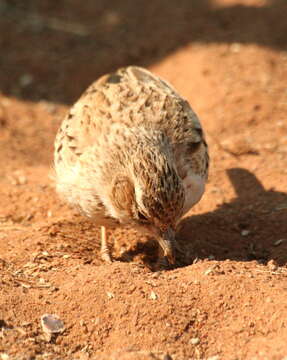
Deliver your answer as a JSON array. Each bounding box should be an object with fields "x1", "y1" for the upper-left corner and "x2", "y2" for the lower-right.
[{"x1": 100, "y1": 226, "x2": 112, "y2": 263}]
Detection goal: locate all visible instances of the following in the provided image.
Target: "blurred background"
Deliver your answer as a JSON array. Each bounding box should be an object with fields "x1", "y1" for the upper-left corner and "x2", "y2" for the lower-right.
[{"x1": 1, "y1": 0, "x2": 286, "y2": 104}]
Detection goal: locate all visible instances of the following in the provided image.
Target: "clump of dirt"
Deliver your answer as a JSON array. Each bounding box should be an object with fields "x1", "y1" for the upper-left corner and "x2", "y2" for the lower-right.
[{"x1": 1, "y1": 0, "x2": 287, "y2": 359}]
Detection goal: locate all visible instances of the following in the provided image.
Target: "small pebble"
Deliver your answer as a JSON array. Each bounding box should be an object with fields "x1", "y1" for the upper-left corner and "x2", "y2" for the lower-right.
[
  {"x1": 190, "y1": 337, "x2": 200, "y2": 345},
  {"x1": 40, "y1": 314, "x2": 65, "y2": 336},
  {"x1": 19, "y1": 74, "x2": 34, "y2": 87},
  {"x1": 273, "y1": 239, "x2": 285, "y2": 246},
  {"x1": 267, "y1": 259, "x2": 278, "y2": 271},
  {"x1": 79, "y1": 320, "x2": 86, "y2": 327},
  {"x1": 204, "y1": 268, "x2": 213, "y2": 276},
  {"x1": 150, "y1": 291, "x2": 158, "y2": 300},
  {"x1": 241, "y1": 230, "x2": 250, "y2": 236},
  {"x1": 106, "y1": 292, "x2": 114, "y2": 299}
]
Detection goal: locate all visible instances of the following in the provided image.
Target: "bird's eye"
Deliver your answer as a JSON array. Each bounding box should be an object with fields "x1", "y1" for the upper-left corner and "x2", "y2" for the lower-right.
[{"x1": 138, "y1": 212, "x2": 148, "y2": 221}]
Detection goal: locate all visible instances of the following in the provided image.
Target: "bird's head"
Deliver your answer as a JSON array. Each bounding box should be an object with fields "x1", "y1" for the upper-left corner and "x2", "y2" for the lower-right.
[{"x1": 108, "y1": 135, "x2": 185, "y2": 264}]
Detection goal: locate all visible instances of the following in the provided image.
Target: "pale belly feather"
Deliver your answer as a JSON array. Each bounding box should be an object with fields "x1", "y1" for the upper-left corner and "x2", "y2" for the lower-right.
[{"x1": 182, "y1": 173, "x2": 205, "y2": 216}]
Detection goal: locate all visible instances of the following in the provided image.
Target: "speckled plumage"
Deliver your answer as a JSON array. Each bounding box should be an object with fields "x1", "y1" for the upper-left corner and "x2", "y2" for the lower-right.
[{"x1": 54, "y1": 66, "x2": 209, "y2": 265}]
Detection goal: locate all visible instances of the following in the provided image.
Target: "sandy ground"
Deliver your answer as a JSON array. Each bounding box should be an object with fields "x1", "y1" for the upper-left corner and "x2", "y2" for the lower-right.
[{"x1": 0, "y1": 0, "x2": 287, "y2": 359}]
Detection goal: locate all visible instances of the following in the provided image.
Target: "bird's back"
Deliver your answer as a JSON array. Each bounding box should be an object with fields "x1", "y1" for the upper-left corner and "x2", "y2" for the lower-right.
[{"x1": 54, "y1": 66, "x2": 209, "y2": 218}]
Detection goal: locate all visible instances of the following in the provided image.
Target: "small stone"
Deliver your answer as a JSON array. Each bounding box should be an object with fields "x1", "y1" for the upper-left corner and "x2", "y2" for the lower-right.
[
  {"x1": 273, "y1": 239, "x2": 286, "y2": 246},
  {"x1": 92, "y1": 317, "x2": 100, "y2": 325},
  {"x1": 106, "y1": 292, "x2": 114, "y2": 299},
  {"x1": 63, "y1": 254, "x2": 70, "y2": 259},
  {"x1": 267, "y1": 259, "x2": 278, "y2": 271},
  {"x1": 18, "y1": 175, "x2": 27, "y2": 185},
  {"x1": 241, "y1": 230, "x2": 250, "y2": 236},
  {"x1": 40, "y1": 314, "x2": 65, "y2": 335},
  {"x1": 150, "y1": 291, "x2": 158, "y2": 300},
  {"x1": 19, "y1": 74, "x2": 34, "y2": 87},
  {"x1": 204, "y1": 268, "x2": 213, "y2": 276},
  {"x1": 190, "y1": 337, "x2": 200, "y2": 345}
]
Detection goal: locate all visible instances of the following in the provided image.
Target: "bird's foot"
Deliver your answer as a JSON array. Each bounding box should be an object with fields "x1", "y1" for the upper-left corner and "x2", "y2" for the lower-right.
[
  {"x1": 100, "y1": 249, "x2": 113, "y2": 263},
  {"x1": 100, "y1": 226, "x2": 112, "y2": 263}
]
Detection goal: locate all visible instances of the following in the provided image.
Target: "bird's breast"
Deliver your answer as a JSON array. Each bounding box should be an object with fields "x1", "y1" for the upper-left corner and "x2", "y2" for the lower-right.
[{"x1": 182, "y1": 173, "x2": 205, "y2": 215}]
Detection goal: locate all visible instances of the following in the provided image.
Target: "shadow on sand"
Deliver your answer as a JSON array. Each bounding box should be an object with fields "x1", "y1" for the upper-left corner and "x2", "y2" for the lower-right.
[
  {"x1": 120, "y1": 168, "x2": 287, "y2": 269},
  {"x1": 0, "y1": 0, "x2": 286, "y2": 103},
  {"x1": 177, "y1": 167, "x2": 287, "y2": 266}
]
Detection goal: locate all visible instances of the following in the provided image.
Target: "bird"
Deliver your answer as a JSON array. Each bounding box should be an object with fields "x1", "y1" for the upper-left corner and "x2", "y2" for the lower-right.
[{"x1": 54, "y1": 66, "x2": 209, "y2": 267}]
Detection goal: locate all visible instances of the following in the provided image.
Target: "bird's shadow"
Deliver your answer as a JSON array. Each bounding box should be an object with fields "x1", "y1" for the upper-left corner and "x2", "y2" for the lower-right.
[{"x1": 120, "y1": 167, "x2": 287, "y2": 269}]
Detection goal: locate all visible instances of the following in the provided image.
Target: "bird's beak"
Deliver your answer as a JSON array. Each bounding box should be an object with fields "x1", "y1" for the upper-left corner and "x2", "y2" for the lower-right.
[{"x1": 157, "y1": 228, "x2": 176, "y2": 264}]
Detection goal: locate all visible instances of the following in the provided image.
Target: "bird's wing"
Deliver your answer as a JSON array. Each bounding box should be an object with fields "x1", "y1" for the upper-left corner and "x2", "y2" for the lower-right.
[{"x1": 55, "y1": 66, "x2": 207, "y2": 173}]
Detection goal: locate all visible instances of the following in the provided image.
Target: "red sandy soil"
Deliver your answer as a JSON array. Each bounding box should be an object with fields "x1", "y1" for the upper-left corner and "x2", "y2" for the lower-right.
[{"x1": 0, "y1": 0, "x2": 287, "y2": 359}]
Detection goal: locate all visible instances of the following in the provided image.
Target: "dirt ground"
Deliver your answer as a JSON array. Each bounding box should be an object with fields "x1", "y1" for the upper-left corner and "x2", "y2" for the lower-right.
[{"x1": 1, "y1": 0, "x2": 287, "y2": 359}]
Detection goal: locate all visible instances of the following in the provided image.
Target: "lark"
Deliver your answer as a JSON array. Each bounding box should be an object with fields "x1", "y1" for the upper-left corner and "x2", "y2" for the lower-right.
[{"x1": 54, "y1": 66, "x2": 209, "y2": 266}]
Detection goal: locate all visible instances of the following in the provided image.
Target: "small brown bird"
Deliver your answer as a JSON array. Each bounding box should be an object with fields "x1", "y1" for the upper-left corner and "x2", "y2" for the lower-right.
[{"x1": 54, "y1": 66, "x2": 209, "y2": 266}]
